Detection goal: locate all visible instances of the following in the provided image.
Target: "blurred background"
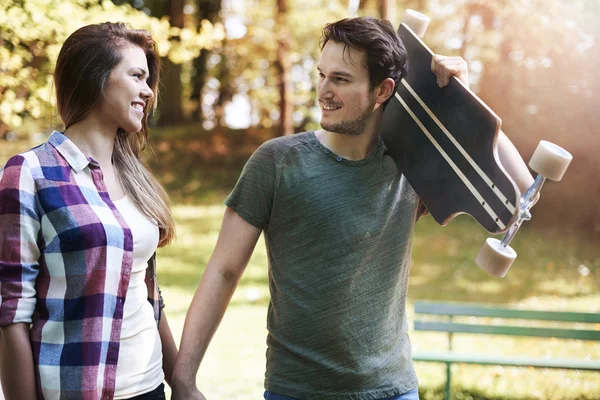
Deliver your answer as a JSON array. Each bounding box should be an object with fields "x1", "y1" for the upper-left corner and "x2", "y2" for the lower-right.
[{"x1": 1, "y1": 0, "x2": 599, "y2": 399}]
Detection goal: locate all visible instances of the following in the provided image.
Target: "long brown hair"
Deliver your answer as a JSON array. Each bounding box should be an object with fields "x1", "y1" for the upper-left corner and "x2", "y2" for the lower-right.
[{"x1": 54, "y1": 22, "x2": 175, "y2": 247}]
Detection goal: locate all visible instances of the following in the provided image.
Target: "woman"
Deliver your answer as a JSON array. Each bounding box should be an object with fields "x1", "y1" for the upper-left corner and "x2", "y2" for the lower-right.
[{"x1": 0, "y1": 22, "x2": 177, "y2": 399}]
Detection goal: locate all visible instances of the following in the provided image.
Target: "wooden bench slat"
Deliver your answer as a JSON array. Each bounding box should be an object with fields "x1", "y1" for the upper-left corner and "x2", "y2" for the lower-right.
[
  {"x1": 414, "y1": 301, "x2": 600, "y2": 323},
  {"x1": 414, "y1": 321, "x2": 600, "y2": 341},
  {"x1": 412, "y1": 351, "x2": 600, "y2": 371}
]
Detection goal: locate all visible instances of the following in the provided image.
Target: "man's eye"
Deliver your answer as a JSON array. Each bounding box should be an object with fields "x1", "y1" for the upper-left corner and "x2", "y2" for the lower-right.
[{"x1": 336, "y1": 77, "x2": 348, "y2": 82}]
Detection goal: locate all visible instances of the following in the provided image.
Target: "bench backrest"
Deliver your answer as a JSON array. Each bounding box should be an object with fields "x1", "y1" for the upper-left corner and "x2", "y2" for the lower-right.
[{"x1": 414, "y1": 301, "x2": 600, "y2": 341}]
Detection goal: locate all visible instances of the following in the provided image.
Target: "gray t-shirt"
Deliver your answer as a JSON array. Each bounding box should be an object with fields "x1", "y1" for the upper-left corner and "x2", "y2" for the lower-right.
[{"x1": 226, "y1": 131, "x2": 421, "y2": 399}]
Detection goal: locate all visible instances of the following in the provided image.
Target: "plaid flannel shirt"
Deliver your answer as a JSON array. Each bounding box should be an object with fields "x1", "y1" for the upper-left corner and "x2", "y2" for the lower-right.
[{"x1": 0, "y1": 131, "x2": 163, "y2": 400}]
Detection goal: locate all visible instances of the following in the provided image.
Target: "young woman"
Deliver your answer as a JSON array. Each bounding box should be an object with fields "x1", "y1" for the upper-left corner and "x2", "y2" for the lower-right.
[{"x1": 0, "y1": 22, "x2": 177, "y2": 399}]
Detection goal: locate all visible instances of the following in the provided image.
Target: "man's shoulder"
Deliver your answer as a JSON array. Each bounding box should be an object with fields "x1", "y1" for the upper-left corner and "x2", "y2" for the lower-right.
[
  {"x1": 261, "y1": 131, "x2": 313, "y2": 150},
  {"x1": 253, "y1": 131, "x2": 314, "y2": 161}
]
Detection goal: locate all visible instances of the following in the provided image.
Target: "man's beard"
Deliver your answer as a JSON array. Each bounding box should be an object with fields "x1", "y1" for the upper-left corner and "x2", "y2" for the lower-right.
[{"x1": 320, "y1": 100, "x2": 375, "y2": 136}]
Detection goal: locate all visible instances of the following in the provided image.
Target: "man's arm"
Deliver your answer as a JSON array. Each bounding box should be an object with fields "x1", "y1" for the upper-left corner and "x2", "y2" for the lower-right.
[
  {"x1": 431, "y1": 55, "x2": 535, "y2": 194},
  {"x1": 171, "y1": 207, "x2": 262, "y2": 399},
  {"x1": 1, "y1": 323, "x2": 38, "y2": 399},
  {"x1": 496, "y1": 131, "x2": 534, "y2": 194}
]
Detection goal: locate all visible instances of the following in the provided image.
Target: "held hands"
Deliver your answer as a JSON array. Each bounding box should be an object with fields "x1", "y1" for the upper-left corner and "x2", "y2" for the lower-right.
[
  {"x1": 171, "y1": 383, "x2": 207, "y2": 400},
  {"x1": 431, "y1": 55, "x2": 469, "y2": 89}
]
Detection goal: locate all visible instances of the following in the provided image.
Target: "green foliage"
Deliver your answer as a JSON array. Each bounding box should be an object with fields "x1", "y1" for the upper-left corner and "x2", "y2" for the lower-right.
[
  {"x1": 144, "y1": 123, "x2": 272, "y2": 203},
  {"x1": 200, "y1": 0, "x2": 349, "y2": 130},
  {"x1": 2, "y1": 0, "x2": 598, "y2": 232},
  {"x1": 0, "y1": 0, "x2": 224, "y2": 131}
]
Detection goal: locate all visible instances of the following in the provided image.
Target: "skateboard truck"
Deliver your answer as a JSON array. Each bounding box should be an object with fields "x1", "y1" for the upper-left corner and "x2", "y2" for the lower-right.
[{"x1": 475, "y1": 141, "x2": 573, "y2": 277}]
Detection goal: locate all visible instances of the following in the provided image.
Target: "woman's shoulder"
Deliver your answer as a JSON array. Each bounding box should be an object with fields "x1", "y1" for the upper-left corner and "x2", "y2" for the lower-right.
[{"x1": 1, "y1": 140, "x2": 59, "y2": 180}]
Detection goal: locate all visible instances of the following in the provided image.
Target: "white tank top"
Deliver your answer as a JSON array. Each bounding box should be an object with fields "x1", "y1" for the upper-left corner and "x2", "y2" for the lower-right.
[{"x1": 113, "y1": 196, "x2": 163, "y2": 398}]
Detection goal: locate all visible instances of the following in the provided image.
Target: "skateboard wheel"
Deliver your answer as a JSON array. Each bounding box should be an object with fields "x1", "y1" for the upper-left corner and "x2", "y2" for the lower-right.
[
  {"x1": 402, "y1": 10, "x2": 430, "y2": 38},
  {"x1": 475, "y1": 238, "x2": 517, "y2": 278},
  {"x1": 528, "y1": 140, "x2": 573, "y2": 181}
]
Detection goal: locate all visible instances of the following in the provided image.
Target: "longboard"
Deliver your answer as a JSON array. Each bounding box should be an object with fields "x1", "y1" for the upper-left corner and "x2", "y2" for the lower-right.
[{"x1": 380, "y1": 22, "x2": 520, "y2": 234}]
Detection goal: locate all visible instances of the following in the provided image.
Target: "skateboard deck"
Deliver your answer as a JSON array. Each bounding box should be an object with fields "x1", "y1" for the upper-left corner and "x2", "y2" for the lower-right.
[{"x1": 380, "y1": 23, "x2": 521, "y2": 234}]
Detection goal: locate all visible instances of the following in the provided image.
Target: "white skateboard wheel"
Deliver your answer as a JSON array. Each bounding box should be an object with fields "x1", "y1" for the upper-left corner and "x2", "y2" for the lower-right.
[
  {"x1": 528, "y1": 140, "x2": 573, "y2": 181},
  {"x1": 475, "y1": 238, "x2": 517, "y2": 278},
  {"x1": 402, "y1": 10, "x2": 430, "y2": 38}
]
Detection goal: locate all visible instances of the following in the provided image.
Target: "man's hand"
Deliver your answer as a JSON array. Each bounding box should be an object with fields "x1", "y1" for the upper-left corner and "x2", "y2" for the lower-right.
[{"x1": 431, "y1": 55, "x2": 469, "y2": 88}]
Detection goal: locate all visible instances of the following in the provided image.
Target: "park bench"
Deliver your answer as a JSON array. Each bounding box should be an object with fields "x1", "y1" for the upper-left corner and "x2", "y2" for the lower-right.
[{"x1": 412, "y1": 301, "x2": 600, "y2": 400}]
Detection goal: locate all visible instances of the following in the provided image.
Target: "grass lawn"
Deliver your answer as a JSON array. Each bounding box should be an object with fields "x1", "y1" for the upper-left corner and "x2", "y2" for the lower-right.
[
  {"x1": 159, "y1": 204, "x2": 600, "y2": 400},
  {"x1": 2, "y1": 132, "x2": 599, "y2": 399}
]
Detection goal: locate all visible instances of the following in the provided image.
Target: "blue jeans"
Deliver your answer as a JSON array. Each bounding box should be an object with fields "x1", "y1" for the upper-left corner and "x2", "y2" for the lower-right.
[{"x1": 264, "y1": 387, "x2": 419, "y2": 400}]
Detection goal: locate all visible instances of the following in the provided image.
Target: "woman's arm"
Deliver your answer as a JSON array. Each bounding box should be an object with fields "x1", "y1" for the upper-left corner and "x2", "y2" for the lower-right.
[
  {"x1": 0, "y1": 155, "x2": 41, "y2": 399},
  {"x1": 0, "y1": 323, "x2": 37, "y2": 399},
  {"x1": 159, "y1": 311, "x2": 178, "y2": 387}
]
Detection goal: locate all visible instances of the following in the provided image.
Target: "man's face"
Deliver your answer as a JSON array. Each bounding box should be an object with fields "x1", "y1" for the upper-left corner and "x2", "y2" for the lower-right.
[{"x1": 317, "y1": 41, "x2": 377, "y2": 136}]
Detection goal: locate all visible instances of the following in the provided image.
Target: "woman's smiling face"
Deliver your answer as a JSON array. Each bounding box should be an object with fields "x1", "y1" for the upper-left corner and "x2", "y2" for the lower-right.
[{"x1": 95, "y1": 45, "x2": 154, "y2": 134}]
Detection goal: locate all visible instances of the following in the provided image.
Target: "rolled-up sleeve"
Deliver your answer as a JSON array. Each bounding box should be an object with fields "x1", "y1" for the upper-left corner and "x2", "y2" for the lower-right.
[{"x1": 0, "y1": 155, "x2": 41, "y2": 326}]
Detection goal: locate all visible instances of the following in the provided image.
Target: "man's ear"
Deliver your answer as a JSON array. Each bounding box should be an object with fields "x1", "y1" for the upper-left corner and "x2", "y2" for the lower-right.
[{"x1": 376, "y1": 77, "x2": 396, "y2": 105}]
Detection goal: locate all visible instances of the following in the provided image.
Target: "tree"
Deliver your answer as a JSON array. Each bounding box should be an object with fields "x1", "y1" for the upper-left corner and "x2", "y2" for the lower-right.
[
  {"x1": 157, "y1": 0, "x2": 185, "y2": 125},
  {"x1": 212, "y1": 0, "x2": 347, "y2": 133},
  {"x1": 378, "y1": 0, "x2": 396, "y2": 25},
  {"x1": 274, "y1": 0, "x2": 293, "y2": 135},
  {"x1": 190, "y1": 0, "x2": 222, "y2": 122},
  {"x1": 0, "y1": 0, "x2": 224, "y2": 132}
]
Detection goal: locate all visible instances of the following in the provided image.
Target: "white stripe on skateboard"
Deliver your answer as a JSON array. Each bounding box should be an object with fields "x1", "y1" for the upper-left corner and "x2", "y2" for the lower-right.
[
  {"x1": 394, "y1": 91, "x2": 506, "y2": 231},
  {"x1": 399, "y1": 80, "x2": 516, "y2": 215}
]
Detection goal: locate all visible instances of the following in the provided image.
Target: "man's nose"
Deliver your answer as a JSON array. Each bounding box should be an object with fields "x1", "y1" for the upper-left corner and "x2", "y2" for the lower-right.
[{"x1": 318, "y1": 79, "x2": 333, "y2": 99}]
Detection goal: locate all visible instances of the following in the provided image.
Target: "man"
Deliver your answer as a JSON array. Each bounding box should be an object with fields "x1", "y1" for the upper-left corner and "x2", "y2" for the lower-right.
[{"x1": 172, "y1": 17, "x2": 534, "y2": 400}]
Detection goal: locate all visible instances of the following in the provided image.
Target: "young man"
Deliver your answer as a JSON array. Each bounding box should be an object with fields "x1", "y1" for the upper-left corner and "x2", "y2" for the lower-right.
[{"x1": 172, "y1": 17, "x2": 534, "y2": 400}]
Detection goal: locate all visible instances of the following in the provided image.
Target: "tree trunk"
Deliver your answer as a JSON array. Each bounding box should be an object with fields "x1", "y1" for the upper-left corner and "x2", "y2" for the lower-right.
[
  {"x1": 274, "y1": 0, "x2": 294, "y2": 136},
  {"x1": 190, "y1": 0, "x2": 222, "y2": 122},
  {"x1": 379, "y1": 0, "x2": 396, "y2": 25},
  {"x1": 157, "y1": 0, "x2": 185, "y2": 126},
  {"x1": 214, "y1": 39, "x2": 234, "y2": 127}
]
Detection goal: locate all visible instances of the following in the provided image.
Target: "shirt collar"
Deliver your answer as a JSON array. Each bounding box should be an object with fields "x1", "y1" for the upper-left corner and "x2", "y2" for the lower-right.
[{"x1": 48, "y1": 131, "x2": 92, "y2": 172}]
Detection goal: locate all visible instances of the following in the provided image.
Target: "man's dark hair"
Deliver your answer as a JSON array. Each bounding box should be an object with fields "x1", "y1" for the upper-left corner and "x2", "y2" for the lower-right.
[{"x1": 320, "y1": 17, "x2": 408, "y2": 107}]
